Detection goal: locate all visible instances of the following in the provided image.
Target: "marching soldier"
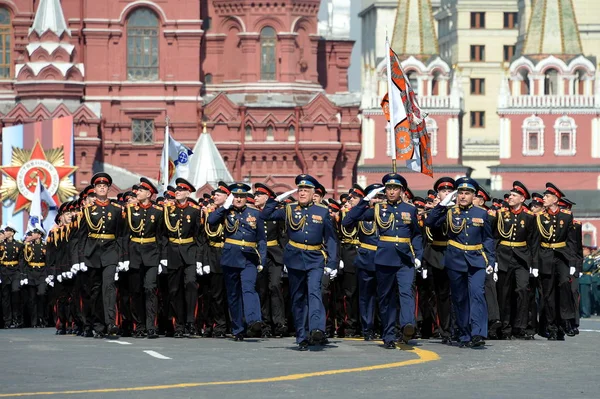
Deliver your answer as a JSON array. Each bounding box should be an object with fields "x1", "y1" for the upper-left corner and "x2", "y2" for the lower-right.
[
  {"x1": 495, "y1": 181, "x2": 540, "y2": 339},
  {"x1": 207, "y1": 183, "x2": 266, "y2": 341},
  {"x1": 426, "y1": 177, "x2": 495, "y2": 348},
  {"x1": 254, "y1": 183, "x2": 287, "y2": 338},
  {"x1": 560, "y1": 198, "x2": 582, "y2": 336},
  {"x1": 579, "y1": 246, "x2": 596, "y2": 318},
  {"x1": 0, "y1": 224, "x2": 24, "y2": 328},
  {"x1": 413, "y1": 196, "x2": 436, "y2": 339},
  {"x1": 21, "y1": 225, "x2": 48, "y2": 328},
  {"x1": 123, "y1": 178, "x2": 165, "y2": 339},
  {"x1": 77, "y1": 173, "x2": 125, "y2": 338},
  {"x1": 262, "y1": 174, "x2": 338, "y2": 350},
  {"x1": 343, "y1": 173, "x2": 423, "y2": 349},
  {"x1": 537, "y1": 183, "x2": 577, "y2": 340},
  {"x1": 162, "y1": 178, "x2": 203, "y2": 338}
]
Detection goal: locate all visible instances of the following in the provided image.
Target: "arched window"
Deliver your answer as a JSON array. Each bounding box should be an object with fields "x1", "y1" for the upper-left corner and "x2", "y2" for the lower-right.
[
  {"x1": 127, "y1": 8, "x2": 159, "y2": 81},
  {"x1": 583, "y1": 222, "x2": 597, "y2": 247},
  {"x1": 425, "y1": 117, "x2": 438, "y2": 156},
  {"x1": 266, "y1": 125, "x2": 274, "y2": 141},
  {"x1": 245, "y1": 125, "x2": 253, "y2": 141},
  {"x1": 260, "y1": 27, "x2": 276, "y2": 81},
  {"x1": 431, "y1": 72, "x2": 440, "y2": 96},
  {"x1": 288, "y1": 125, "x2": 295, "y2": 141},
  {"x1": 407, "y1": 71, "x2": 419, "y2": 94},
  {"x1": 574, "y1": 69, "x2": 585, "y2": 95},
  {"x1": 519, "y1": 70, "x2": 530, "y2": 95},
  {"x1": 544, "y1": 68, "x2": 558, "y2": 95},
  {"x1": 522, "y1": 114, "x2": 544, "y2": 156},
  {"x1": 554, "y1": 115, "x2": 576, "y2": 156},
  {"x1": 204, "y1": 73, "x2": 213, "y2": 84},
  {"x1": 0, "y1": 7, "x2": 11, "y2": 79}
]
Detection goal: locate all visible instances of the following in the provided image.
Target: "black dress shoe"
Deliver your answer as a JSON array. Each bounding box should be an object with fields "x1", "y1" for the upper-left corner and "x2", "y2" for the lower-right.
[
  {"x1": 147, "y1": 329, "x2": 159, "y2": 339},
  {"x1": 57, "y1": 329, "x2": 66, "y2": 335},
  {"x1": 173, "y1": 330, "x2": 184, "y2": 338},
  {"x1": 274, "y1": 324, "x2": 288, "y2": 337},
  {"x1": 383, "y1": 341, "x2": 396, "y2": 349},
  {"x1": 134, "y1": 330, "x2": 148, "y2": 338},
  {"x1": 84, "y1": 329, "x2": 94, "y2": 338},
  {"x1": 185, "y1": 323, "x2": 197, "y2": 337},
  {"x1": 108, "y1": 324, "x2": 119, "y2": 336},
  {"x1": 441, "y1": 337, "x2": 451, "y2": 345},
  {"x1": 309, "y1": 329, "x2": 325, "y2": 345},
  {"x1": 402, "y1": 324, "x2": 415, "y2": 343},
  {"x1": 247, "y1": 321, "x2": 263, "y2": 337},
  {"x1": 298, "y1": 340, "x2": 309, "y2": 351},
  {"x1": 234, "y1": 333, "x2": 244, "y2": 341},
  {"x1": 459, "y1": 341, "x2": 472, "y2": 348},
  {"x1": 363, "y1": 331, "x2": 374, "y2": 341},
  {"x1": 261, "y1": 329, "x2": 273, "y2": 338},
  {"x1": 93, "y1": 331, "x2": 105, "y2": 339},
  {"x1": 213, "y1": 331, "x2": 226, "y2": 339},
  {"x1": 547, "y1": 332, "x2": 557, "y2": 341},
  {"x1": 471, "y1": 335, "x2": 486, "y2": 348}
]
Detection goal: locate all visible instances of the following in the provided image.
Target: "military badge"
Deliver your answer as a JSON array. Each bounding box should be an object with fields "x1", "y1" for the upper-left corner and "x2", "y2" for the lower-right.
[
  {"x1": 107, "y1": 212, "x2": 112, "y2": 220},
  {"x1": 150, "y1": 215, "x2": 155, "y2": 223},
  {"x1": 186, "y1": 215, "x2": 191, "y2": 223},
  {"x1": 559, "y1": 220, "x2": 564, "y2": 227},
  {"x1": 520, "y1": 220, "x2": 525, "y2": 227}
]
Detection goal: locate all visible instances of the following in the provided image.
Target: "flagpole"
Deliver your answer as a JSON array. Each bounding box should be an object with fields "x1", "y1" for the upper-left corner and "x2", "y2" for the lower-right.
[
  {"x1": 385, "y1": 35, "x2": 397, "y2": 173},
  {"x1": 162, "y1": 116, "x2": 170, "y2": 191}
]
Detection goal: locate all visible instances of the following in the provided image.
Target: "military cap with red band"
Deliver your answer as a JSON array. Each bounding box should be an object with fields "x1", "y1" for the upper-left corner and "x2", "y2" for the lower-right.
[
  {"x1": 433, "y1": 177, "x2": 456, "y2": 192},
  {"x1": 510, "y1": 180, "x2": 530, "y2": 199},
  {"x1": 215, "y1": 180, "x2": 231, "y2": 195},
  {"x1": 176, "y1": 178, "x2": 196, "y2": 193},
  {"x1": 328, "y1": 199, "x2": 341, "y2": 211},
  {"x1": 476, "y1": 187, "x2": 491, "y2": 202},
  {"x1": 350, "y1": 184, "x2": 365, "y2": 198},
  {"x1": 91, "y1": 172, "x2": 112, "y2": 186},
  {"x1": 427, "y1": 189, "x2": 437, "y2": 201},
  {"x1": 413, "y1": 196, "x2": 426, "y2": 208},
  {"x1": 138, "y1": 177, "x2": 158, "y2": 195},
  {"x1": 544, "y1": 182, "x2": 564, "y2": 199},
  {"x1": 254, "y1": 183, "x2": 275, "y2": 198}
]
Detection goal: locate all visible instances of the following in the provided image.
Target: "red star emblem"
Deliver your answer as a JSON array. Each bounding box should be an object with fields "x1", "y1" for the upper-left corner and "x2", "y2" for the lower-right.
[{"x1": 0, "y1": 140, "x2": 78, "y2": 214}]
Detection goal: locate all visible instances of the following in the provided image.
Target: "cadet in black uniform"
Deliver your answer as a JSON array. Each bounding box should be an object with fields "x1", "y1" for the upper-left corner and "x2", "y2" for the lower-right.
[
  {"x1": 123, "y1": 178, "x2": 165, "y2": 338},
  {"x1": 1, "y1": 224, "x2": 23, "y2": 328},
  {"x1": 21, "y1": 226, "x2": 48, "y2": 328},
  {"x1": 162, "y1": 178, "x2": 203, "y2": 338},
  {"x1": 77, "y1": 173, "x2": 125, "y2": 338}
]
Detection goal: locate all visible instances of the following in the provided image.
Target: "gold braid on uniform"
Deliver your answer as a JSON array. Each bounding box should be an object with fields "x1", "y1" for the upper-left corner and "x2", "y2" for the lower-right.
[
  {"x1": 426, "y1": 226, "x2": 434, "y2": 242},
  {"x1": 447, "y1": 208, "x2": 465, "y2": 234},
  {"x1": 225, "y1": 213, "x2": 239, "y2": 233},
  {"x1": 536, "y1": 214, "x2": 553, "y2": 240},
  {"x1": 286, "y1": 204, "x2": 306, "y2": 232},
  {"x1": 374, "y1": 203, "x2": 394, "y2": 230},
  {"x1": 204, "y1": 209, "x2": 224, "y2": 238},
  {"x1": 359, "y1": 220, "x2": 377, "y2": 236},
  {"x1": 340, "y1": 210, "x2": 358, "y2": 239},
  {"x1": 164, "y1": 206, "x2": 181, "y2": 233},
  {"x1": 128, "y1": 206, "x2": 144, "y2": 234},
  {"x1": 84, "y1": 206, "x2": 104, "y2": 232},
  {"x1": 24, "y1": 244, "x2": 33, "y2": 262},
  {"x1": 0, "y1": 247, "x2": 6, "y2": 262},
  {"x1": 497, "y1": 211, "x2": 514, "y2": 239}
]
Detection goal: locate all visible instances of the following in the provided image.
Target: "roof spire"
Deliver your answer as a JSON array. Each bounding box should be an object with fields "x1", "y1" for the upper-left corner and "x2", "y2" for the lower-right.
[
  {"x1": 188, "y1": 125, "x2": 234, "y2": 190},
  {"x1": 391, "y1": 0, "x2": 439, "y2": 57},
  {"x1": 30, "y1": 0, "x2": 71, "y2": 37},
  {"x1": 520, "y1": 0, "x2": 582, "y2": 57}
]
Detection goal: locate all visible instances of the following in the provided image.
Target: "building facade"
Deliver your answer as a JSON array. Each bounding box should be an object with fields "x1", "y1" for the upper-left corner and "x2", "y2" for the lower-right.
[{"x1": 0, "y1": 0, "x2": 361, "y2": 203}]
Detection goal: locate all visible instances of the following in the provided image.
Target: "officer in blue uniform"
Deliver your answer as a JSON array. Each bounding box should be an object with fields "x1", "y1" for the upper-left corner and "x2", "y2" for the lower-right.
[
  {"x1": 342, "y1": 183, "x2": 383, "y2": 341},
  {"x1": 426, "y1": 177, "x2": 495, "y2": 348},
  {"x1": 261, "y1": 174, "x2": 338, "y2": 350},
  {"x1": 343, "y1": 173, "x2": 423, "y2": 349},
  {"x1": 207, "y1": 183, "x2": 266, "y2": 341}
]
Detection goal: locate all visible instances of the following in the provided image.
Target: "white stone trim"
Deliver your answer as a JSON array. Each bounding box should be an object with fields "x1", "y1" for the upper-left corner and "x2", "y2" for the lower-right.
[
  {"x1": 425, "y1": 116, "x2": 438, "y2": 156},
  {"x1": 119, "y1": 1, "x2": 169, "y2": 23},
  {"x1": 522, "y1": 114, "x2": 544, "y2": 156},
  {"x1": 592, "y1": 118, "x2": 600, "y2": 158},
  {"x1": 499, "y1": 117, "x2": 511, "y2": 159},
  {"x1": 553, "y1": 115, "x2": 577, "y2": 156},
  {"x1": 446, "y1": 117, "x2": 459, "y2": 159},
  {"x1": 582, "y1": 222, "x2": 597, "y2": 247}
]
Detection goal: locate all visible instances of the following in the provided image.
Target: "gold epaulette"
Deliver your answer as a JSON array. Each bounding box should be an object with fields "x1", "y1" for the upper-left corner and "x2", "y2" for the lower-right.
[
  {"x1": 111, "y1": 203, "x2": 123, "y2": 209},
  {"x1": 524, "y1": 209, "x2": 534, "y2": 215},
  {"x1": 314, "y1": 202, "x2": 329, "y2": 209},
  {"x1": 560, "y1": 209, "x2": 572, "y2": 215},
  {"x1": 574, "y1": 219, "x2": 581, "y2": 225},
  {"x1": 189, "y1": 203, "x2": 201, "y2": 210},
  {"x1": 153, "y1": 204, "x2": 163, "y2": 211},
  {"x1": 487, "y1": 209, "x2": 497, "y2": 217}
]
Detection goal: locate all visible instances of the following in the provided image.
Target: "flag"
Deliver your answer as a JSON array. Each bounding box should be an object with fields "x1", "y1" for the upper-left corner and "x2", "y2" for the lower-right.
[
  {"x1": 27, "y1": 178, "x2": 58, "y2": 233},
  {"x1": 159, "y1": 123, "x2": 194, "y2": 191},
  {"x1": 381, "y1": 42, "x2": 433, "y2": 177}
]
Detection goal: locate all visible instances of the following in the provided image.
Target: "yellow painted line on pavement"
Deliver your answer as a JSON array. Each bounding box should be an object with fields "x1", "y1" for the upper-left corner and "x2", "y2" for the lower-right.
[{"x1": 0, "y1": 346, "x2": 439, "y2": 397}]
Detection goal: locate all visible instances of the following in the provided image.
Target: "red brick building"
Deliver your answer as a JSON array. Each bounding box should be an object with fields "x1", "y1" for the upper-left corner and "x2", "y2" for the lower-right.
[{"x1": 0, "y1": 0, "x2": 360, "y2": 200}]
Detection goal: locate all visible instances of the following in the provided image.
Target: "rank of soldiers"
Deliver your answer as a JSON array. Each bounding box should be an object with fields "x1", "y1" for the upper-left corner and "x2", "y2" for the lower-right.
[{"x1": 1, "y1": 172, "x2": 598, "y2": 351}]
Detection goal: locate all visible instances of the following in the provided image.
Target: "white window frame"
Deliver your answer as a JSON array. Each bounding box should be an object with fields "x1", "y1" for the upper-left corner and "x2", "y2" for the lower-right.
[
  {"x1": 554, "y1": 115, "x2": 577, "y2": 156},
  {"x1": 426, "y1": 117, "x2": 438, "y2": 156},
  {"x1": 582, "y1": 222, "x2": 597, "y2": 247},
  {"x1": 522, "y1": 114, "x2": 544, "y2": 156}
]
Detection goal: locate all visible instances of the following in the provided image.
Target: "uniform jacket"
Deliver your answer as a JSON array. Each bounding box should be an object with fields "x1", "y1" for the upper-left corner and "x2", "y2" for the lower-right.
[
  {"x1": 124, "y1": 202, "x2": 166, "y2": 268},
  {"x1": 77, "y1": 199, "x2": 125, "y2": 268},
  {"x1": 0, "y1": 238, "x2": 24, "y2": 282},
  {"x1": 20, "y1": 239, "x2": 48, "y2": 284},
  {"x1": 536, "y1": 208, "x2": 577, "y2": 274},
  {"x1": 342, "y1": 206, "x2": 379, "y2": 272},
  {"x1": 204, "y1": 206, "x2": 225, "y2": 273},
  {"x1": 494, "y1": 207, "x2": 540, "y2": 271},
  {"x1": 163, "y1": 201, "x2": 203, "y2": 268}
]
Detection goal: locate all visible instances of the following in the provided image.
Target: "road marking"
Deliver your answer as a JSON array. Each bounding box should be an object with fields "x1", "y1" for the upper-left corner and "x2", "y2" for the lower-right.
[
  {"x1": 579, "y1": 329, "x2": 600, "y2": 332},
  {"x1": 143, "y1": 350, "x2": 171, "y2": 360},
  {"x1": 107, "y1": 341, "x2": 132, "y2": 345},
  {"x1": 0, "y1": 346, "x2": 439, "y2": 397}
]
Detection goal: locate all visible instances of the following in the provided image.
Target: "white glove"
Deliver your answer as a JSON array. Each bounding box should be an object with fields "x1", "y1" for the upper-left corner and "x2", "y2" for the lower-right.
[
  {"x1": 283, "y1": 265, "x2": 288, "y2": 274},
  {"x1": 114, "y1": 272, "x2": 119, "y2": 281},
  {"x1": 57, "y1": 275, "x2": 63, "y2": 283},
  {"x1": 257, "y1": 265, "x2": 264, "y2": 272},
  {"x1": 532, "y1": 268, "x2": 539, "y2": 278},
  {"x1": 493, "y1": 272, "x2": 498, "y2": 282},
  {"x1": 339, "y1": 260, "x2": 345, "y2": 270},
  {"x1": 117, "y1": 262, "x2": 124, "y2": 271},
  {"x1": 324, "y1": 267, "x2": 332, "y2": 275},
  {"x1": 486, "y1": 265, "x2": 493, "y2": 275},
  {"x1": 529, "y1": 267, "x2": 532, "y2": 274},
  {"x1": 71, "y1": 268, "x2": 78, "y2": 276},
  {"x1": 422, "y1": 269, "x2": 428, "y2": 279},
  {"x1": 275, "y1": 188, "x2": 298, "y2": 202},
  {"x1": 72, "y1": 264, "x2": 80, "y2": 272},
  {"x1": 328, "y1": 269, "x2": 338, "y2": 280},
  {"x1": 20, "y1": 279, "x2": 25, "y2": 286},
  {"x1": 414, "y1": 259, "x2": 422, "y2": 270},
  {"x1": 24, "y1": 278, "x2": 28, "y2": 285},
  {"x1": 66, "y1": 271, "x2": 73, "y2": 279},
  {"x1": 203, "y1": 265, "x2": 210, "y2": 275},
  {"x1": 364, "y1": 186, "x2": 386, "y2": 201},
  {"x1": 122, "y1": 261, "x2": 130, "y2": 272},
  {"x1": 223, "y1": 194, "x2": 234, "y2": 210},
  {"x1": 48, "y1": 275, "x2": 54, "y2": 281},
  {"x1": 160, "y1": 259, "x2": 168, "y2": 267},
  {"x1": 80, "y1": 264, "x2": 88, "y2": 272},
  {"x1": 494, "y1": 262, "x2": 498, "y2": 273},
  {"x1": 158, "y1": 265, "x2": 163, "y2": 275},
  {"x1": 569, "y1": 266, "x2": 576, "y2": 276},
  {"x1": 49, "y1": 281, "x2": 54, "y2": 287},
  {"x1": 196, "y1": 262, "x2": 203, "y2": 276},
  {"x1": 440, "y1": 190, "x2": 457, "y2": 207},
  {"x1": 0, "y1": 278, "x2": 2, "y2": 284},
  {"x1": 45, "y1": 277, "x2": 51, "y2": 284}
]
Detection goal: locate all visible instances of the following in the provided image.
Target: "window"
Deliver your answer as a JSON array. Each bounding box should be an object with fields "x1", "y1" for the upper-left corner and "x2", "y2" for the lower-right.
[
  {"x1": 203, "y1": 17, "x2": 212, "y2": 31},
  {"x1": 544, "y1": 68, "x2": 558, "y2": 95},
  {"x1": 554, "y1": 115, "x2": 576, "y2": 156},
  {"x1": 522, "y1": 114, "x2": 544, "y2": 156},
  {"x1": 504, "y1": 12, "x2": 518, "y2": 29},
  {"x1": 470, "y1": 12, "x2": 485, "y2": 29},
  {"x1": 503, "y1": 45, "x2": 515, "y2": 62},
  {"x1": 582, "y1": 222, "x2": 597, "y2": 246},
  {"x1": 204, "y1": 73, "x2": 213, "y2": 84},
  {"x1": 431, "y1": 73, "x2": 440, "y2": 95},
  {"x1": 470, "y1": 45, "x2": 485, "y2": 62},
  {"x1": 288, "y1": 125, "x2": 295, "y2": 141},
  {"x1": 132, "y1": 119, "x2": 154, "y2": 144},
  {"x1": 426, "y1": 117, "x2": 438, "y2": 156},
  {"x1": 583, "y1": 233, "x2": 593, "y2": 247},
  {"x1": 574, "y1": 69, "x2": 585, "y2": 95},
  {"x1": 245, "y1": 125, "x2": 253, "y2": 141},
  {"x1": 127, "y1": 9, "x2": 159, "y2": 81},
  {"x1": 407, "y1": 71, "x2": 418, "y2": 94},
  {"x1": 260, "y1": 27, "x2": 276, "y2": 81},
  {"x1": 0, "y1": 7, "x2": 10, "y2": 79},
  {"x1": 519, "y1": 70, "x2": 531, "y2": 95},
  {"x1": 266, "y1": 125, "x2": 274, "y2": 141},
  {"x1": 470, "y1": 111, "x2": 485, "y2": 128},
  {"x1": 470, "y1": 78, "x2": 485, "y2": 95}
]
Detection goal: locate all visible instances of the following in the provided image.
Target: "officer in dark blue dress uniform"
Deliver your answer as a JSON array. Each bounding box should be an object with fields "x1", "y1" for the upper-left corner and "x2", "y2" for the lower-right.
[
  {"x1": 343, "y1": 173, "x2": 423, "y2": 349},
  {"x1": 342, "y1": 183, "x2": 383, "y2": 341},
  {"x1": 207, "y1": 183, "x2": 266, "y2": 340},
  {"x1": 426, "y1": 177, "x2": 495, "y2": 348},
  {"x1": 261, "y1": 175, "x2": 338, "y2": 350}
]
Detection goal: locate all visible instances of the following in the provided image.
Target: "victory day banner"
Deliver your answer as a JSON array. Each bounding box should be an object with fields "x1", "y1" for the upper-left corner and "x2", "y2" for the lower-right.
[{"x1": 0, "y1": 116, "x2": 77, "y2": 236}]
